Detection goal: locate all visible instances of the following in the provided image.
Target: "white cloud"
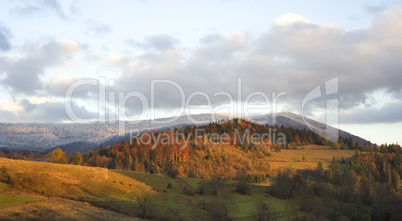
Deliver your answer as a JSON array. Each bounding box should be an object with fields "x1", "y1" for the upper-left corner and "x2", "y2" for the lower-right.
[
  {"x1": 28, "y1": 96, "x2": 56, "y2": 104},
  {"x1": 274, "y1": 13, "x2": 310, "y2": 25},
  {"x1": 1, "y1": 100, "x2": 23, "y2": 112},
  {"x1": 0, "y1": 40, "x2": 82, "y2": 94},
  {"x1": 0, "y1": 98, "x2": 96, "y2": 123}
]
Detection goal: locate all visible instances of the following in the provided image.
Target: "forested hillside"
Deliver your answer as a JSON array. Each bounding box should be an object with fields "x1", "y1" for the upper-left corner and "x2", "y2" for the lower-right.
[{"x1": 71, "y1": 119, "x2": 369, "y2": 181}]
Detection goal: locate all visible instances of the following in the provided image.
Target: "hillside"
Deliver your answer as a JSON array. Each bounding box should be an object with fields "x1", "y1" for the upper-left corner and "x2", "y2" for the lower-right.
[
  {"x1": 0, "y1": 158, "x2": 279, "y2": 220},
  {"x1": 0, "y1": 158, "x2": 160, "y2": 220},
  {"x1": 0, "y1": 113, "x2": 368, "y2": 153},
  {"x1": 0, "y1": 198, "x2": 142, "y2": 221},
  {"x1": 0, "y1": 158, "x2": 153, "y2": 200},
  {"x1": 77, "y1": 119, "x2": 362, "y2": 182},
  {"x1": 251, "y1": 113, "x2": 367, "y2": 145}
]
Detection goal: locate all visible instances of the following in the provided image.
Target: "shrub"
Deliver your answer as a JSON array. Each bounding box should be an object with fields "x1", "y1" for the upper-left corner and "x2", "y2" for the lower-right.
[
  {"x1": 135, "y1": 194, "x2": 153, "y2": 219},
  {"x1": 0, "y1": 166, "x2": 10, "y2": 183},
  {"x1": 183, "y1": 187, "x2": 194, "y2": 196},
  {"x1": 252, "y1": 201, "x2": 279, "y2": 221},
  {"x1": 263, "y1": 149, "x2": 271, "y2": 156},
  {"x1": 271, "y1": 171, "x2": 293, "y2": 199},
  {"x1": 209, "y1": 190, "x2": 236, "y2": 221},
  {"x1": 196, "y1": 183, "x2": 206, "y2": 195},
  {"x1": 167, "y1": 183, "x2": 173, "y2": 189},
  {"x1": 235, "y1": 170, "x2": 250, "y2": 195},
  {"x1": 257, "y1": 152, "x2": 265, "y2": 158},
  {"x1": 8, "y1": 173, "x2": 23, "y2": 188}
]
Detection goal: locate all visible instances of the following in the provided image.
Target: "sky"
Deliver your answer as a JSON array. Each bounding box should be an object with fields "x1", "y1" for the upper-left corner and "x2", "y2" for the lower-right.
[{"x1": 0, "y1": 0, "x2": 401, "y2": 145}]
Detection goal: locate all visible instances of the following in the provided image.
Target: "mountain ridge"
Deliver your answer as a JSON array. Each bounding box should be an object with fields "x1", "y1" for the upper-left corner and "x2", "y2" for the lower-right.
[{"x1": 0, "y1": 113, "x2": 368, "y2": 153}]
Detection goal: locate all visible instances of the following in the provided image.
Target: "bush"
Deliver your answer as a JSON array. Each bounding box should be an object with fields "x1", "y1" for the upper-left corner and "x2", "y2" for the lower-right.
[
  {"x1": 183, "y1": 186, "x2": 194, "y2": 196},
  {"x1": 253, "y1": 201, "x2": 279, "y2": 221},
  {"x1": 165, "y1": 163, "x2": 179, "y2": 177},
  {"x1": 0, "y1": 169, "x2": 39, "y2": 189},
  {"x1": 209, "y1": 190, "x2": 236, "y2": 221},
  {"x1": 0, "y1": 166, "x2": 10, "y2": 183},
  {"x1": 167, "y1": 183, "x2": 173, "y2": 189},
  {"x1": 270, "y1": 171, "x2": 294, "y2": 199},
  {"x1": 196, "y1": 183, "x2": 206, "y2": 195},
  {"x1": 257, "y1": 152, "x2": 265, "y2": 158},
  {"x1": 135, "y1": 194, "x2": 153, "y2": 219},
  {"x1": 274, "y1": 145, "x2": 281, "y2": 152},
  {"x1": 235, "y1": 170, "x2": 250, "y2": 195},
  {"x1": 236, "y1": 182, "x2": 250, "y2": 195},
  {"x1": 8, "y1": 173, "x2": 23, "y2": 188}
]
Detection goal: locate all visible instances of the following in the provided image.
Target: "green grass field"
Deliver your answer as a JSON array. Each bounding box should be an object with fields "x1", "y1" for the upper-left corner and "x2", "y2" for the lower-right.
[
  {"x1": 0, "y1": 192, "x2": 43, "y2": 209},
  {"x1": 0, "y1": 180, "x2": 45, "y2": 209}
]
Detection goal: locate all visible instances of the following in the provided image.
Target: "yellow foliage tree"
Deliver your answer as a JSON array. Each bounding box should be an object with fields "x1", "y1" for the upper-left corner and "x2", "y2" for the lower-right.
[{"x1": 48, "y1": 148, "x2": 67, "y2": 164}]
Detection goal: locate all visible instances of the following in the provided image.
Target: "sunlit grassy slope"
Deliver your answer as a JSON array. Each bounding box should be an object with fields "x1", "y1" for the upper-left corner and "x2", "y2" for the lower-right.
[
  {"x1": 0, "y1": 158, "x2": 153, "y2": 201},
  {"x1": 0, "y1": 158, "x2": 153, "y2": 220},
  {"x1": 265, "y1": 145, "x2": 355, "y2": 171},
  {"x1": 0, "y1": 197, "x2": 143, "y2": 221}
]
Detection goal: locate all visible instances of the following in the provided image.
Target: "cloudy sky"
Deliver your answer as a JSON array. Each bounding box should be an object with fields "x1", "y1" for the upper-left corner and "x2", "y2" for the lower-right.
[{"x1": 0, "y1": 0, "x2": 401, "y2": 145}]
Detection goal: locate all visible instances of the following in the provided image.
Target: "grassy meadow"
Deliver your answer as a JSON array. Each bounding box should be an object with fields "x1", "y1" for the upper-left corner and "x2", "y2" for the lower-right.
[{"x1": 266, "y1": 145, "x2": 355, "y2": 170}]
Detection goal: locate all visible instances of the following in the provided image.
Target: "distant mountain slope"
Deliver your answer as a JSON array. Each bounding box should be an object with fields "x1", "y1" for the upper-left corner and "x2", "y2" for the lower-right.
[
  {"x1": 0, "y1": 114, "x2": 230, "y2": 152},
  {"x1": 0, "y1": 113, "x2": 368, "y2": 153},
  {"x1": 249, "y1": 113, "x2": 368, "y2": 146}
]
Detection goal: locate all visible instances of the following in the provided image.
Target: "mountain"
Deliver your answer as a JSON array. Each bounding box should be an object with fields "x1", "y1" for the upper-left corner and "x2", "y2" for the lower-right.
[
  {"x1": 0, "y1": 114, "x2": 230, "y2": 152},
  {"x1": 249, "y1": 113, "x2": 368, "y2": 146},
  {"x1": 0, "y1": 113, "x2": 368, "y2": 153}
]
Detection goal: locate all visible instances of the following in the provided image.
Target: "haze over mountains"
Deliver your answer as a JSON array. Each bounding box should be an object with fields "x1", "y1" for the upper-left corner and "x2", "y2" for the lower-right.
[{"x1": 0, "y1": 113, "x2": 367, "y2": 153}]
